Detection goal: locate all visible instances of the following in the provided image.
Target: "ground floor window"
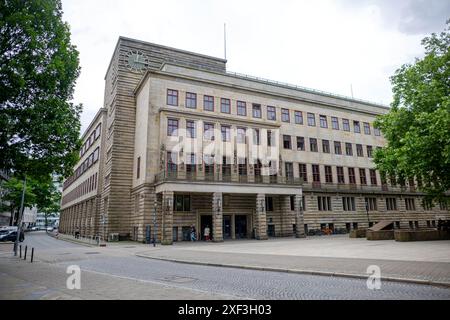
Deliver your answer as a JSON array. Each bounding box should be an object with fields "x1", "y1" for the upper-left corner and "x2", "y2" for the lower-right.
[{"x1": 174, "y1": 194, "x2": 191, "y2": 212}]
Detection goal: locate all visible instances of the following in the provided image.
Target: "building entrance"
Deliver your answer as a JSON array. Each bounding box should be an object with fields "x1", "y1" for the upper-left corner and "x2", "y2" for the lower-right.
[
  {"x1": 223, "y1": 215, "x2": 232, "y2": 239},
  {"x1": 235, "y1": 215, "x2": 247, "y2": 239},
  {"x1": 200, "y1": 215, "x2": 213, "y2": 241}
]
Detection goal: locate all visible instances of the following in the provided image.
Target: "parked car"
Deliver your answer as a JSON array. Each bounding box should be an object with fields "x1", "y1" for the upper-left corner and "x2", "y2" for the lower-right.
[
  {"x1": 0, "y1": 228, "x2": 24, "y2": 242},
  {"x1": 46, "y1": 226, "x2": 54, "y2": 232}
]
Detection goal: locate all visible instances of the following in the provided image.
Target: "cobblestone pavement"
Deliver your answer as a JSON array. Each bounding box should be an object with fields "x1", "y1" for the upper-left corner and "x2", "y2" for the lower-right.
[{"x1": 0, "y1": 233, "x2": 449, "y2": 300}]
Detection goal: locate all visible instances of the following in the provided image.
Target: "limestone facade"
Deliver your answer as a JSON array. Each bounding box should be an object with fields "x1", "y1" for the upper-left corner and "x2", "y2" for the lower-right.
[{"x1": 59, "y1": 37, "x2": 450, "y2": 242}]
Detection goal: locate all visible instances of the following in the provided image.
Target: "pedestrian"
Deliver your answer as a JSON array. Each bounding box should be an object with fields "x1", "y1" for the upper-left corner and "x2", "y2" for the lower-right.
[
  {"x1": 190, "y1": 225, "x2": 196, "y2": 241},
  {"x1": 204, "y1": 225, "x2": 210, "y2": 241}
]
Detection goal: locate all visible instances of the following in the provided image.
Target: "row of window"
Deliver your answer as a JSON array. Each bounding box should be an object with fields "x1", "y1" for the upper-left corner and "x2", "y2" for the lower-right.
[
  {"x1": 167, "y1": 194, "x2": 444, "y2": 214},
  {"x1": 295, "y1": 163, "x2": 378, "y2": 185},
  {"x1": 168, "y1": 119, "x2": 380, "y2": 158},
  {"x1": 283, "y1": 135, "x2": 378, "y2": 158},
  {"x1": 63, "y1": 147, "x2": 100, "y2": 190},
  {"x1": 80, "y1": 123, "x2": 101, "y2": 158},
  {"x1": 166, "y1": 89, "x2": 381, "y2": 136},
  {"x1": 61, "y1": 173, "x2": 98, "y2": 206}
]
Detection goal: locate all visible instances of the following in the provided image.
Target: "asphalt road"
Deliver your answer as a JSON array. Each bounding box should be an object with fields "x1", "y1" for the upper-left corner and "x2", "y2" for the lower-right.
[{"x1": 11, "y1": 232, "x2": 450, "y2": 300}]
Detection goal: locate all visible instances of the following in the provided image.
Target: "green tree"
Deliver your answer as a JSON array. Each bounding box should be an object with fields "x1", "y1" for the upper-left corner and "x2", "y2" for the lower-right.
[
  {"x1": 0, "y1": 177, "x2": 36, "y2": 226},
  {"x1": 0, "y1": 0, "x2": 82, "y2": 180},
  {"x1": 32, "y1": 177, "x2": 61, "y2": 227},
  {"x1": 374, "y1": 21, "x2": 450, "y2": 203}
]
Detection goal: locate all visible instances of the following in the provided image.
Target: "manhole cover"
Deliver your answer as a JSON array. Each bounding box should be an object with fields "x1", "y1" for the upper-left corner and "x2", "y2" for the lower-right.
[
  {"x1": 85, "y1": 252, "x2": 100, "y2": 255},
  {"x1": 160, "y1": 276, "x2": 196, "y2": 283}
]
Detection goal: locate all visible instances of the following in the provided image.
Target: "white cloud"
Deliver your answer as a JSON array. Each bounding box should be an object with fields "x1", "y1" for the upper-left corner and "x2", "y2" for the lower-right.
[{"x1": 61, "y1": 0, "x2": 446, "y2": 133}]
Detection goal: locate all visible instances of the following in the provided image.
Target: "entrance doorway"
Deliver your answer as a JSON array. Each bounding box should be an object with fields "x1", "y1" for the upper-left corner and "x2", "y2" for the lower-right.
[
  {"x1": 200, "y1": 215, "x2": 213, "y2": 241},
  {"x1": 235, "y1": 215, "x2": 247, "y2": 239},
  {"x1": 223, "y1": 216, "x2": 232, "y2": 239}
]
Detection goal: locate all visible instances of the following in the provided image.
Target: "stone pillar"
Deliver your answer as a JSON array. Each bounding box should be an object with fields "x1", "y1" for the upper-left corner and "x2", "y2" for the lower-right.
[
  {"x1": 161, "y1": 191, "x2": 174, "y2": 245},
  {"x1": 212, "y1": 192, "x2": 223, "y2": 242},
  {"x1": 281, "y1": 196, "x2": 294, "y2": 237},
  {"x1": 231, "y1": 214, "x2": 236, "y2": 240},
  {"x1": 255, "y1": 194, "x2": 268, "y2": 240},
  {"x1": 294, "y1": 194, "x2": 306, "y2": 238}
]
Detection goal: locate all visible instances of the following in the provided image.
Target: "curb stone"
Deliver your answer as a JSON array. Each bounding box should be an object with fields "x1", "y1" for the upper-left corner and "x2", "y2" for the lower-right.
[{"x1": 135, "y1": 253, "x2": 450, "y2": 289}]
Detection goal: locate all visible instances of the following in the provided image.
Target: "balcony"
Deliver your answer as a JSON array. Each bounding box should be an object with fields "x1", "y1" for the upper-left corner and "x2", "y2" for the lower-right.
[{"x1": 155, "y1": 169, "x2": 303, "y2": 186}]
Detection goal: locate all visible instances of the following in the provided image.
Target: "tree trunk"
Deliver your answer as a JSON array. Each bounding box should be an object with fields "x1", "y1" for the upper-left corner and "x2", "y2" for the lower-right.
[{"x1": 9, "y1": 206, "x2": 14, "y2": 226}]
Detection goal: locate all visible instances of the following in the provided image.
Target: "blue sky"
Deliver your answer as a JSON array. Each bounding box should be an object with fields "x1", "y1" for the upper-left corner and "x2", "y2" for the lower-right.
[{"x1": 61, "y1": 0, "x2": 450, "y2": 133}]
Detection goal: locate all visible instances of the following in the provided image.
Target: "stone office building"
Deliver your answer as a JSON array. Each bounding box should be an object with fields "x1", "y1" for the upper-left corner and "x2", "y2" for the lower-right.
[{"x1": 59, "y1": 37, "x2": 450, "y2": 243}]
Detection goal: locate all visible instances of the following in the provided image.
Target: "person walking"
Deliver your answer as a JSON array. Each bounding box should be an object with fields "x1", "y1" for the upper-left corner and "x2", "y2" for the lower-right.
[
  {"x1": 190, "y1": 225, "x2": 196, "y2": 241},
  {"x1": 204, "y1": 225, "x2": 210, "y2": 241}
]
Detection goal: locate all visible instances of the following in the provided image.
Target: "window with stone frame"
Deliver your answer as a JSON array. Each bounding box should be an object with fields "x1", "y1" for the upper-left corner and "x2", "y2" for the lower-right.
[
  {"x1": 299, "y1": 163, "x2": 307, "y2": 182},
  {"x1": 297, "y1": 137, "x2": 305, "y2": 151},
  {"x1": 310, "y1": 138, "x2": 318, "y2": 152},
  {"x1": 337, "y1": 166, "x2": 345, "y2": 184},
  {"x1": 331, "y1": 117, "x2": 339, "y2": 130},
  {"x1": 167, "y1": 89, "x2": 178, "y2": 106},
  {"x1": 359, "y1": 168, "x2": 367, "y2": 185},
  {"x1": 342, "y1": 119, "x2": 350, "y2": 131},
  {"x1": 252, "y1": 104, "x2": 262, "y2": 118},
  {"x1": 295, "y1": 111, "x2": 303, "y2": 124},
  {"x1": 283, "y1": 135, "x2": 292, "y2": 149},
  {"x1": 186, "y1": 92, "x2": 197, "y2": 108},
  {"x1": 334, "y1": 141, "x2": 342, "y2": 154},
  {"x1": 348, "y1": 167, "x2": 356, "y2": 184},
  {"x1": 204, "y1": 95, "x2": 214, "y2": 111},
  {"x1": 353, "y1": 121, "x2": 361, "y2": 133},
  {"x1": 186, "y1": 120, "x2": 196, "y2": 138},
  {"x1": 312, "y1": 164, "x2": 320, "y2": 182},
  {"x1": 167, "y1": 118, "x2": 179, "y2": 136},
  {"x1": 281, "y1": 108, "x2": 290, "y2": 122},
  {"x1": 220, "y1": 98, "x2": 231, "y2": 114},
  {"x1": 356, "y1": 144, "x2": 364, "y2": 157},
  {"x1": 325, "y1": 166, "x2": 333, "y2": 183},
  {"x1": 345, "y1": 142, "x2": 353, "y2": 156},
  {"x1": 320, "y1": 115, "x2": 328, "y2": 128},
  {"x1": 237, "y1": 101, "x2": 247, "y2": 116},
  {"x1": 370, "y1": 169, "x2": 377, "y2": 185},
  {"x1": 267, "y1": 106, "x2": 276, "y2": 120},
  {"x1": 364, "y1": 122, "x2": 371, "y2": 135},
  {"x1": 307, "y1": 113, "x2": 316, "y2": 126},
  {"x1": 322, "y1": 140, "x2": 330, "y2": 153}
]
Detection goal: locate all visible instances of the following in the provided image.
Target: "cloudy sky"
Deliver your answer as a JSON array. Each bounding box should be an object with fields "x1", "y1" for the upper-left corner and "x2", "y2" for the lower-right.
[{"x1": 60, "y1": 0, "x2": 449, "y2": 133}]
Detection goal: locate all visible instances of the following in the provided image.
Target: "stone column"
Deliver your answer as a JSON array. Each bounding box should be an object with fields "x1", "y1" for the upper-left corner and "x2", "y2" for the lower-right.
[
  {"x1": 161, "y1": 191, "x2": 174, "y2": 245},
  {"x1": 294, "y1": 194, "x2": 306, "y2": 238},
  {"x1": 231, "y1": 214, "x2": 236, "y2": 240},
  {"x1": 255, "y1": 194, "x2": 268, "y2": 240},
  {"x1": 212, "y1": 192, "x2": 223, "y2": 242},
  {"x1": 280, "y1": 196, "x2": 294, "y2": 237}
]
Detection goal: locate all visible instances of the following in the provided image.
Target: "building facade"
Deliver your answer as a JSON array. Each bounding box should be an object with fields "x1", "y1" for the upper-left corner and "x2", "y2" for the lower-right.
[{"x1": 59, "y1": 37, "x2": 450, "y2": 243}]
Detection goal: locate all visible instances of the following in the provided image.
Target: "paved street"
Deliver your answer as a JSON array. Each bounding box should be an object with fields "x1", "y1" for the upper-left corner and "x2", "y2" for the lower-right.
[{"x1": 0, "y1": 232, "x2": 449, "y2": 300}]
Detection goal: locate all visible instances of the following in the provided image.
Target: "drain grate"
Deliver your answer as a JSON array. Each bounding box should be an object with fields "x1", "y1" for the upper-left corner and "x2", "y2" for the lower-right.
[
  {"x1": 160, "y1": 275, "x2": 197, "y2": 283},
  {"x1": 84, "y1": 252, "x2": 100, "y2": 255}
]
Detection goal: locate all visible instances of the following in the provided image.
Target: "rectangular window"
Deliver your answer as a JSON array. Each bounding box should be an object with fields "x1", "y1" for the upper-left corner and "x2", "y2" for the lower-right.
[
  {"x1": 267, "y1": 106, "x2": 276, "y2": 120},
  {"x1": 203, "y1": 123, "x2": 215, "y2": 140},
  {"x1": 221, "y1": 125, "x2": 231, "y2": 142},
  {"x1": 386, "y1": 198, "x2": 398, "y2": 211},
  {"x1": 281, "y1": 108, "x2": 290, "y2": 122},
  {"x1": 364, "y1": 122, "x2": 371, "y2": 135},
  {"x1": 295, "y1": 111, "x2": 303, "y2": 124},
  {"x1": 367, "y1": 146, "x2": 373, "y2": 158},
  {"x1": 186, "y1": 153, "x2": 196, "y2": 177},
  {"x1": 348, "y1": 168, "x2": 356, "y2": 184},
  {"x1": 405, "y1": 198, "x2": 416, "y2": 211},
  {"x1": 204, "y1": 95, "x2": 214, "y2": 111},
  {"x1": 359, "y1": 168, "x2": 367, "y2": 185},
  {"x1": 253, "y1": 129, "x2": 261, "y2": 145},
  {"x1": 337, "y1": 166, "x2": 345, "y2": 184},
  {"x1": 186, "y1": 92, "x2": 197, "y2": 108},
  {"x1": 345, "y1": 143, "x2": 353, "y2": 156},
  {"x1": 283, "y1": 135, "x2": 292, "y2": 149},
  {"x1": 167, "y1": 151, "x2": 177, "y2": 173},
  {"x1": 322, "y1": 140, "x2": 330, "y2": 153},
  {"x1": 343, "y1": 119, "x2": 350, "y2": 131},
  {"x1": 307, "y1": 113, "x2": 316, "y2": 126},
  {"x1": 265, "y1": 197, "x2": 274, "y2": 212},
  {"x1": 220, "y1": 98, "x2": 231, "y2": 114},
  {"x1": 296, "y1": 137, "x2": 305, "y2": 151},
  {"x1": 136, "y1": 157, "x2": 141, "y2": 179},
  {"x1": 342, "y1": 197, "x2": 356, "y2": 211},
  {"x1": 317, "y1": 196, "x2": 332, "y2": 211},
  {"x1": 331, "y1": 117, "x2": 339, "y2": 130},
  {"x1": 93, "y1": 147, "x2": 99, "y2": 163},
  {"x1": 167, "y1": 118, "x2": 179, "y2": 136},
  {"x1": 237, "y1": 127, "x2": 246, "y2": 143},
  {"x1": 186, "y1": 120, "x2": 196, "y2": 138},
  {"x1": 299, "y1": 164, "x2": 307, "y2": 182},
  {"x1": 252, "y1": 104, "x2": 261, "y2": 118},
  {"x1": 334, "y1": 141, "x2": 342, "y2": 155},
  {"x1": 365, "y1": 197, "x2": 377, "y2": 211},
  {"x1": 167, "y1": 89, "x2": 178, "y2": 106},
  {"x1": 285, "y1": 162, "x2": 294, "y2": 179},
  {"x1": 320, "y1": 115, "x2": 328, "y2": 128},
  {"x1": 312, "y1": 164, "x2": 320, "y2": 182},
  {"x1": 374, "y1": 127, "x2": 381, "y2": 136},
  {"x1": 237, "y1": 101, "x2": 247, "y2": 116},
  {"x1": 325, "y1": 166, "x2": 333, "y2": 183},
  {"x1": 370, "y1": 169, "x2": 377, "y2": 185},
  {"x1": 356, "y1": 144, "x2": 364, "y2": 157},
  {"x1": 309, "y1": 138, "x2": 318, "y2": 152},
  {"x1": 174, "y1": 195, "x2": 191, "y2": 212},
  {"x1": 353, "y1": 121, "x2": 361, "y2": 133}
]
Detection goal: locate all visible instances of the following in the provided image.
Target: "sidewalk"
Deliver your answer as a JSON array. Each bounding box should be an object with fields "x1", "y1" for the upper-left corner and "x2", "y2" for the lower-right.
[{"x1": 135, "y1": 238, "x2": 450, "y2": 287}]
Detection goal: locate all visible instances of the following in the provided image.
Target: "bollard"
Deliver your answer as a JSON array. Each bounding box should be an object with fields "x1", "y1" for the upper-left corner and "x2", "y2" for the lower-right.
[
  {"x1": 24, "y1": 246, "x2": 27, "y2": 260},
  {"x1": 19, "y1": 245, "x2": 22, "y2": 258},
  {"x1": 31, "y1": 248, "x2": 34, "y2": 263}
]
